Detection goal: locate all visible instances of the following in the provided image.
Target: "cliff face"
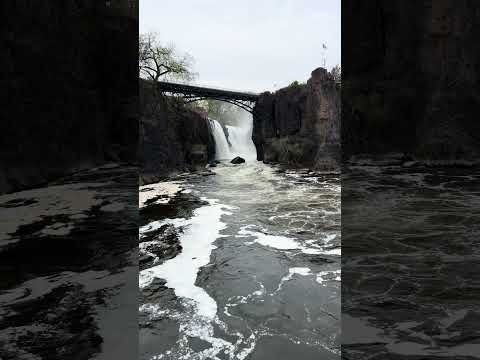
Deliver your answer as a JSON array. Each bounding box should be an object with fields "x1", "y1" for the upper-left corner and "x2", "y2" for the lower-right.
[
  {"x1": 0, "y1": 1, "x2": 138, "y2": 194},
  {"x1": 342, "y1": 0, "x2": 480, "y2": 160},
  {"x1": 253, "y1": 68, "x2": 340, "y2": 170},
  {"x1": 140, "y1": 81, "x2": 213, "y2": 184}
]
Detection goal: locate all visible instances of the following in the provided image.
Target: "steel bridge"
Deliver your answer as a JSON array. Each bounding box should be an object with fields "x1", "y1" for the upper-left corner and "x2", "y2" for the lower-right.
[{"x1": 156, "y1": 81, "x2": 260, "y2": 113}]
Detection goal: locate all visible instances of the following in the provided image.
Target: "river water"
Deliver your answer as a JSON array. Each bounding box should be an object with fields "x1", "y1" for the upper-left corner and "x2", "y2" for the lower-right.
[
  {"x1": 139, "y1": 161, "x2": 341, "y2": 359},
  {"x1": 342, "y1": 165, "x2": 480, "y2": 358},
  {"x1": 139, "y1": 112, "x2": 340, "y2": 359}
]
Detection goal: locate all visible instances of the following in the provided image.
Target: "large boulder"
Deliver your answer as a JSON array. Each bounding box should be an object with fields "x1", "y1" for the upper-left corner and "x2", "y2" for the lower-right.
[{"x1": 230, "y1": 156, "x2": 246, "y2": 164}]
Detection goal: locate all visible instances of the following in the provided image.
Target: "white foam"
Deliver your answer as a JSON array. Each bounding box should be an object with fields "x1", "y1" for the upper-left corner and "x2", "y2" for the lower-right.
[
  {"x1": 139, "y1": 181, "x2": 183, "y2": 208},
  {"x1": 238, "y1": 227, "x2": 301, "y2": 250},
  {"x1": 239, "y1": 226, "x2": 341, "y2": 256},
  {"x1": 139, "y1": 198, "x2": 254, "y2": 359},
  {"x1": 140, "y1": 198, "x2": 231, "y2": 318},
  {"x1": 323, "y1": 248, "x2": 341, "y2": 255},
  {"x1": 275, "y1": 267, "x2": 312, "y2": 293}
]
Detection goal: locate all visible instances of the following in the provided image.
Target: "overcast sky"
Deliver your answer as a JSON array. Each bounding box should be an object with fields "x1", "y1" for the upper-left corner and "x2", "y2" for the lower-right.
[{"x1": 140, "y1": 0, "x2": 340, "y2": 92}]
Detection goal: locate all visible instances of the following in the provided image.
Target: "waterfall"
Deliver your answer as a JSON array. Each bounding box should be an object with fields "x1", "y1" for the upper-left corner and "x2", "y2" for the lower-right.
[
  {"x1": 209, "y1": 113, "x2": 257, "y2": 162},
  {"x1": 209, "y1": 119, "x2": 232, "y2": 160},
  {"x1": 226, "y1": 117, "x2": 257, "y2": 161}
]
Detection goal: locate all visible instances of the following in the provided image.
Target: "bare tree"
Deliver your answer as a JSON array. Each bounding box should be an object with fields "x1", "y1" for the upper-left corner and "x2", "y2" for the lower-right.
[{"x1": 139, "y1": 32, "x2": 196, "y2": 82}]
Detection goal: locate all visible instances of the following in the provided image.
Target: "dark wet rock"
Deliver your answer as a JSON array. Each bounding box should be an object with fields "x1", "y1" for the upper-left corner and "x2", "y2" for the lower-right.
[
  {"x1": 9, "y1": 214, "x2": 72, "y2": 239},
  {"x1": 187, "y1": 336, "x2": 212, "y2": 352},
  {"x1": 231, "y1": 156, "x2": 246, "y2": 164},
  {"x1": 139, "y1": 188, "x2": 209, "y2": 271},
  {"x1": 253, "y1": 68, "x2": 340, "y2": 171},
  {"x1": 140, "y1": 278, "x2": 177, "y2": 304},
  {"x1": 140, "y1": 80, "x2": 214, "y2": 185},
  {"x1": 0, "y1": 285, "x2": 102, "y2": 360},
  {"x1": 139, "y1": 224, "x2": 182, "y2": 270},
  {"x1": 209, "y1": 162, "x2": 218, "y2": 167},
  {"x1": 143, "y1": 194, "x2": 170, "y2": 206},
  {"x1": 139, "y1": 278, "x2": 181, "y2": 360},
  {"x1": 141, "y1": 224, "x2": 178, "y2": 244},
  {"x1": 139, "y1": 253, "x2": 155, "y2": 266},
  {"x1": 140, "y1": 192, "x2": 207, "y2": 227}
]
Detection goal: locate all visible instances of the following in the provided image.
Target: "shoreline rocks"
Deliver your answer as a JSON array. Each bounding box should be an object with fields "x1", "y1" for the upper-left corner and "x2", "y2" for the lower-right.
[
  {"x1": 139, "y1": 180, "x2": 208, "y2": 272},
  {"x1": 140, "y1": 224, "x2": 181, "y2": 270}
]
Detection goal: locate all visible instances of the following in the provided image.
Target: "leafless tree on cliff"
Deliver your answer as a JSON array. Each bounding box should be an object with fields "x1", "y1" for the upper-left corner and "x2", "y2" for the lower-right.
[{"x1": 139, "y1": 32, "x2": 196, "y2": 83}]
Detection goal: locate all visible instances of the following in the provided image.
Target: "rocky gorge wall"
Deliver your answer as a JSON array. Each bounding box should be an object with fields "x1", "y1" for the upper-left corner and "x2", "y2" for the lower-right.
[
  {"x1": 0, "y1": 1, "x2": 138, "y2": 194},
  {"x1": 342, "y1": 0, "x2": 480, "y2": 162},
  {"x1": 253, "y1": 68, "x2": 340, "y2": 171},
  {"x1": 140, "y1": 80, "x2": 213, "y2": 184}
]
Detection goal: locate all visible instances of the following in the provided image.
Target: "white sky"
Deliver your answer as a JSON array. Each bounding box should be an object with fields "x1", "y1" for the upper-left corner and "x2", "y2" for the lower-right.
[{"x1": 140, "y1": 0, "x2": 340, "y2": 93}]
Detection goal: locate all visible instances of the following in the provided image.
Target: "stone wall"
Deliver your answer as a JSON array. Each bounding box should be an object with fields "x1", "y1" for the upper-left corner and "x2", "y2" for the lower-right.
[{"x1": 253, "y1": 68, "x2": 340, "y2": 170}]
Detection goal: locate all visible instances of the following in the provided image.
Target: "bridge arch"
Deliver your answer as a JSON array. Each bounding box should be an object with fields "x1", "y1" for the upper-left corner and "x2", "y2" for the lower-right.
[
  {"x1": 182, "y1": 96, "x2": 255, "y2": 113},
  {"x1": 156, "y1": 81, "x2": 259, "y2": 114}
]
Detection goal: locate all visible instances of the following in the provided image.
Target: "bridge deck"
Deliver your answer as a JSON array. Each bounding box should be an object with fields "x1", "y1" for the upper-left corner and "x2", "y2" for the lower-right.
[{"x1": 156, "y1": 81, "x2": 260, "y2": 102}]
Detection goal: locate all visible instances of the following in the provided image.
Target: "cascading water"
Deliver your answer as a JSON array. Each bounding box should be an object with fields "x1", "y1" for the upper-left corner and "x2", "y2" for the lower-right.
[
  {"x1": 209, "y1": 113, "x2": 257, "y2": 162},
  {"x1": 226, "y1": 118, "x2": 257, "y2": 161},
  {"x1": 209, "y1": 119, "x2": 232, "y2": 160}
]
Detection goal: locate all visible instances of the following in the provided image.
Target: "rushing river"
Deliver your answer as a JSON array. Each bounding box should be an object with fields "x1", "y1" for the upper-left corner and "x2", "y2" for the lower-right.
[
  {"x1": 139, "y1": 165, "x2": 340, "y2": 359},
  {"x1": 139, "y1": 113, "x2": 340, "y2": 359}
]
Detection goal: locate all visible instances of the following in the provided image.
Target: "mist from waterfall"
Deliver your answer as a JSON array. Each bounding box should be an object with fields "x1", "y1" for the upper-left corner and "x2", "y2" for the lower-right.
[{"x1": 209, "y1": 110, "x2": 257, "y2": 162}]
